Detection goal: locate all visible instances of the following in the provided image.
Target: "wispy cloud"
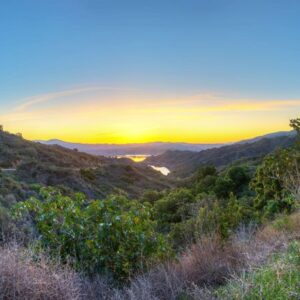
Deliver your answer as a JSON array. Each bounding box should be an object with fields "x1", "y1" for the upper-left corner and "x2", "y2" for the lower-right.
[{"x1": 12, "y1": 86, "x2": 300, "y2": 114}]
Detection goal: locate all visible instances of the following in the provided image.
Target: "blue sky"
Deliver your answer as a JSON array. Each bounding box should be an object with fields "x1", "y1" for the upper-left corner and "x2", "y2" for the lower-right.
[{"x1": 0, "y1": 1, "x2": 300, "y2": 142}]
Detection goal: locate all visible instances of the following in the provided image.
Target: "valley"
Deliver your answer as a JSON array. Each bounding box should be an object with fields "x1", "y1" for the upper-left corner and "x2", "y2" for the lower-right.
[
  {"x1": 1, "y1": 2, "x2": 299, "y2": 298},
  {"x1": 1, "y1": 122, "x2": 300, "y2": 299}
]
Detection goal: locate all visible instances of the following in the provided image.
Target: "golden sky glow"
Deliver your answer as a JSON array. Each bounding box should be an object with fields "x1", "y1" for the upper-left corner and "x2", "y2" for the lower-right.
[{"x1": 1, "y1": 87, "x2": 298, "y2": 144}]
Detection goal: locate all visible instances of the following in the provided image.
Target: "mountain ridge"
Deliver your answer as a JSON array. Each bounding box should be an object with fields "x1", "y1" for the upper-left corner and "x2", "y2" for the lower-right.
[
  {"x1": 36, "y1": 130, "x2": 294, "y2": 156},
  {"x1": 35, "y1": 140, "x2": 223, "y2": 156},
  {"x1": 144, "y1": 133, "x2": 296, "y2": 177}
]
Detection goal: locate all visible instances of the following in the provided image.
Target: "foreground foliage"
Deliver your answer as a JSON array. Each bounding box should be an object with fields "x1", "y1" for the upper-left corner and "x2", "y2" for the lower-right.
[
  {"x1": 1, "y1": 119, "x2": 300, "y2": 299},
  {"x1": 13, "y1": 188, "x2": 169, "y2": 280},
  {"x1": 251, "y1": 148, "x2": 299, "y2": 217},
  {"x1": 217, "y1": 241, "x2": 300, "y2": 299}
]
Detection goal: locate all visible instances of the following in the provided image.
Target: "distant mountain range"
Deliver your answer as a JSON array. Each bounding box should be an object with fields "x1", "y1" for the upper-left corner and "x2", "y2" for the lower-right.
[
  {"x1": 237, "y1": 130, "x2": 296, "y2": 144},
  {"x1": 36, "y1": 130, "x2": 296, "y2": 157},
  {"x1": 35, "y1": 140, "x2": 224, "y2": 156},
  {"x1": 1, "y1": 130, "x2": 297, "y2": 200}
]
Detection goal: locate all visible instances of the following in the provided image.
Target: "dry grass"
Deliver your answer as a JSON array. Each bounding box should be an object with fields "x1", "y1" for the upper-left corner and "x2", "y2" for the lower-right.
[
  {"x1": 80, "y1": 275, "x2": 120, "y2": 300},
  {"x1": 126, "y1": 212, "x2": 300, "y2": 300},
  {"x1": 237, "y1": 212, "x2": 300, "y2": 270},
  {"x1": 0, "y1": 237, "x2": 242, "y2": 300},
  {"x1": 1, "y1": 213, "x2": 299, "y2": 300},
  {"x1": 239, "y1": 225, "x2": 287, "y2": 269},
  {"x1": 179, "y1": 236, "x2": 244, "y2": 287},
  {"x1": 116, "y1": 236, "x2": 244, "y2": 300},
  {"x1": 0, "y1": 245, "x2": 81, "y2": 300},
  {"x1": 287, "y1": 211, "x2": 300, "y2": 234},
  {"x1": 123, "y1": 263, "x2": 186, "y2": 300}
]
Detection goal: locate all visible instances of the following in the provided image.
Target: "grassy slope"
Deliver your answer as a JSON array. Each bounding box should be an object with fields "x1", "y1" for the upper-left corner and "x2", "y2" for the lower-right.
[
  {"x1": 217, "y1": 241, "x2": 300, "y2": 299},
  {"x1": 215, "y1": 212, "x2": 300, "y2": 300}
]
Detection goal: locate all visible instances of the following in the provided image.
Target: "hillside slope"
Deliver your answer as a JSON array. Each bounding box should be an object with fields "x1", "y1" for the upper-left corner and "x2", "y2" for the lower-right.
[
  {"x1": 0, "y1": 131, "x2": 108, "y2": 169},
  {"x1": 0, "y1": 131, "x2": 173, "y2": 199},
  {"x1": 145, "y1": 135, "x2": 296, "y2": 177}
]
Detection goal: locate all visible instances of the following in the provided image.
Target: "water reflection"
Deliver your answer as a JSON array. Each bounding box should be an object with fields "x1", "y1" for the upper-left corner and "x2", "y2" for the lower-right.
[
  {"x1": 150, "y1": 166, "x2": 170, "y2": 176},
  {"x1": 116, "y1": 155, "x2": 150, "y2": 162},
  {"x1": 116, "y1": 155, "x2": 171, "y2": 176}
]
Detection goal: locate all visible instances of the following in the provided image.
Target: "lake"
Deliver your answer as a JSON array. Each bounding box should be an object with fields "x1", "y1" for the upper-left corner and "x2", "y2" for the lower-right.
[
  {"x1": 150, "y1": 166, "x2": 170, "y2": 176},
  {"x1": 116, "y1": 154, "x2": 150, "y2": 162},
  {"x1": 116, "y1": 155, "x2": 170, "y2": 176}
]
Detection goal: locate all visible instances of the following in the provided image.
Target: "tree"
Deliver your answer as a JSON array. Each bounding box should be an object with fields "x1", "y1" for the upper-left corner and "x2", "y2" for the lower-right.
[
  {"x1": 214, "y1": 177, "x2": 234, "y2": 199},
  {"x1": 141, "y1": 189, "x2": 163, "y2": 204},
  {"x1": 195, "y1": 166, "x2": 218, "y2": 194},
  {"x1": 197, "y1": 165, "x2": 217, "y2": 179},
  {"x1": 251, "y1": 149, "x2": 297, "y2": 215},
  {"x1": 290, "y1": 118, "x2": 300, "y2": 134},
  {"x1": 250, "y1": 119, "x2": 300, "y2": 217},
  {"x1": 227, "y1": 166, "x2": 249, "y2": 187}
]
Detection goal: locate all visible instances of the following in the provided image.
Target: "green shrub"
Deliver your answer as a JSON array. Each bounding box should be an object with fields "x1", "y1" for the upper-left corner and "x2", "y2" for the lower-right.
[
  {"x1": 12, "y1": 187, "x2": 170, "y2": 281},
  {"x1": 251, "y1": 149, "x2": 298, "y2": 217},
  {"x1": 154, "y1": 188, "x2": 195, "y2": 231},
  {"x1": 214, "y1": 177, "x2": 234, "y2": 199},
  {"x1": 0, "y1": 204, "x2": 14, "y2": 242},
  {"x1": 141, "y1": 189, "x2": 163, "y2": 204},
  {"x1": 80, "y1": 168, "x2": 96, "y2": 181}
]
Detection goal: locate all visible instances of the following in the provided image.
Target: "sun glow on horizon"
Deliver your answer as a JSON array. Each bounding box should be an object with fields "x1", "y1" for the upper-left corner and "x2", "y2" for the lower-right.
[{"x1": 0, "y1": 88, "x2": 297, "y2": 144}]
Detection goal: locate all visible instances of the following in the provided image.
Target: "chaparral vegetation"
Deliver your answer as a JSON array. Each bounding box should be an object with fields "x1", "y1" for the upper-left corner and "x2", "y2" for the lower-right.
[{"x1": 0, "y1": 119, "x2": 299, "y2": 299}]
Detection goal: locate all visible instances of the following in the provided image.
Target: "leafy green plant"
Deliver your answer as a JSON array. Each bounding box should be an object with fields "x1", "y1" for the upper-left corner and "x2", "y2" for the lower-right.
[
  {"x1": 12, "y1": 187, "x2": 170, "y2": 281},
  {"x1": 251, "y1": 149, "x2": 298, "y2": 217},
  {"x1": 154, "y1": 188, "x2": 195, "y2": 231}
]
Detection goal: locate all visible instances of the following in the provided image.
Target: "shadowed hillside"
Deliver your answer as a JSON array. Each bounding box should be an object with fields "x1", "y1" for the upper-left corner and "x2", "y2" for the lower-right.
[
  {"x1": 0, "y1": 131, "x2": 173, "y2": 199},
  {"x1": 145, "y1": 135, "x2": 296, "y2": 177}
]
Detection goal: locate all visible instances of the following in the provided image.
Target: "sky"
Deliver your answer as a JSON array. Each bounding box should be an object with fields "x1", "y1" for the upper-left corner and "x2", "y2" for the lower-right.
[{"x1": 1, "y1": 0, "x2": 300, "y2": 143}]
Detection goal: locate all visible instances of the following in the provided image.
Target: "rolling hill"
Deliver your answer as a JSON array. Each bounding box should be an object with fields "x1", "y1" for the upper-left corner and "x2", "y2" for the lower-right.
[
  {"x1": 37, "y1": 131, "x2": 295, "y2": 157},
  {"x1": 144, "y1": 134, "x2": 296, "y2": 177},
  {"x1": 0, "y1": 130, "x2": 173, "y2": 200},
  {"x1": 1, "y1": 129, "x2": 296, "y2": 201}
]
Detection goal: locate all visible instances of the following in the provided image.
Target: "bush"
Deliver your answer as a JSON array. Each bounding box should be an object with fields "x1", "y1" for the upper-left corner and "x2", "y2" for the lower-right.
[
  {"x1": 141, "y1": 189, "x2": 163, "y2": 204},
  {"x1": 179, "y1": 236, "x2": 244, "y2": 286},
  {"x1": 195, "y1": 166, "x2": 218, "y2": 194},
  {"x1": 251, "y1": 149, "x2": 298, "y2": 216},
  {"x1": 13, "y1": 187, "x2": 170, "y2": 281},
  {"x1": 0, "y1": 204, "x2": 16, "y2": 243},
  {"x1": 154, "y1": 188, "x2": 195, "y2": 231},
  {"x1": 214, "y1": 177, "x2": 234, "y2": 199},
  {"x1": 196, "y1": 194, "x2": 255, "y2": 239},
  {"x1": 119, "y1": 235, "x2": 244, "y2": 300},
  {"x1": 80, "y1": 168, "x2": 96, "y2": 181}
]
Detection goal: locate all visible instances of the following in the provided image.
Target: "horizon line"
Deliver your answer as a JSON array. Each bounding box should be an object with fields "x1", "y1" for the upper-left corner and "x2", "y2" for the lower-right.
[{"x1": 30, "y1": 129, "x2": 293, "y2": 146}]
